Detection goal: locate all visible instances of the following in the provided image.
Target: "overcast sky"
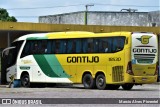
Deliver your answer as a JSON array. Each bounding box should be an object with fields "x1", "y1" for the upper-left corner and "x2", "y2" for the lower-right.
[{"x1": 0, "y1": 0, "x2": 159, "y2": 22}]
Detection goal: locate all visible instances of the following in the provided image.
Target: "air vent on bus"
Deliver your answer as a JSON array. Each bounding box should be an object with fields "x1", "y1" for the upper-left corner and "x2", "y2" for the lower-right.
[{"x1": 112, "y1": 66, "x2": 124, "y2": 82}]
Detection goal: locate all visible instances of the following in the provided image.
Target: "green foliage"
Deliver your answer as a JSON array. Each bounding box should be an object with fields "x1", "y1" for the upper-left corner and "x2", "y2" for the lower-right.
[{"x1": 0, "y1": 8, "x2": 17, "y2": 22}]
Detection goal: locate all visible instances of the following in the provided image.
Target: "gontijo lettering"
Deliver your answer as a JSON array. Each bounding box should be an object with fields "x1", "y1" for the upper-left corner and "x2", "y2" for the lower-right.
[
  {"x1": 133, "y1": 48, "x2": 157, "y2": 53},
  {"x1": 67, "y1": 56, "x2": 99, "y2": 63}
]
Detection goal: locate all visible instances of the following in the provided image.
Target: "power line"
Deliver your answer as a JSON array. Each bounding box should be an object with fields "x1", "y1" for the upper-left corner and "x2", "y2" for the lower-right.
[
  {"x1": 7, "y1": 4, "x2": 85, "y2": 10},
  {"x1": 95, "y1": 3, "x2": 160, "y2": 7},
  {"x1": 7, "y1": 3, "x2": 159, "y2": 19},
  {"x1": 14, "y1": 16, "x2": 38, "y2": 18},
  {"x1": 6, "y1": 3, "x2": 159, "y2": 10}
]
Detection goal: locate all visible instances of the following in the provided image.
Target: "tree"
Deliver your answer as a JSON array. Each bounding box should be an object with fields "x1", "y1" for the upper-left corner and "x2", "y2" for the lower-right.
[{"x1": 0, "y1": 8, "x2": 17, "y2": 22}]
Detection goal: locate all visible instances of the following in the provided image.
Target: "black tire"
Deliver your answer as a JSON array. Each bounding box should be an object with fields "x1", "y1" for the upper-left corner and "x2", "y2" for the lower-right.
[
  {"x1": 106, "y1": 84, "x2": 120, "y2": 90},
  {"x1": 82, "y1": 74, "x2": 96, "y2": 89},
  {"x1": 21, "y1": 74, "x2": 30, "y2": 87},
  {"x1": 96, "y1": 74, "x2": 106, "y2": 90},
  {"x1": 157, "y1": 75, "x2": 159, "y2": 82},
  {"x1": 122, "y1": 84, "x2": 134, "y2": 90}
]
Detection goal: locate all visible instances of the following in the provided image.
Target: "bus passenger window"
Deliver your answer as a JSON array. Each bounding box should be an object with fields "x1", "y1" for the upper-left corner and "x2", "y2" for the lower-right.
[
  {"x1": 99, "y1": 38, "x2": 111, "y2": 53},
  {"x1": 46, "y1": 40, "x2": 52, "y2": 54},
  {"x1": 41, "y1": 40, "x2": 47, "y2": 54},
  {"x1": 87, "y1": 39, "x2": 93, "y2": 53},
  {"x1": 60, "y1": 40, "x2": 67, "y2": 54},
  {"x1": 72, "y1": 40, "x2": 76, "y2": 53},
  {"x1": 51, "y1": 40, "x2": 56, "y2": 54},
  {"x1": 55, "y1": 40, "x2": 60, "y2": 54},
  {"x1": 99, "y1": 39, "x2": 104, "y2": 53},
  {"x1": 116, "y1": 38, "x2": 123, "y2": 51},
  {"x1": 112, "y1": 37, "x2": 125, "y2": 52},
  {"x1": 105, "y1": 39, "x2": 111, "y2": 53},
  {"x1": 93, "y1": 39, "x2": 99, "y2": 53},
  {"x1": 104, "y1": 42, "x2": 109, "y2": 53},
  {"x1": 76, "y1": 39, "x2": 82, "y2": 53},
  {"x1": 88, "y1": 43, "x2": 92, "y2": 53},
  {"x1": 67, "y1": 39, "x2": 73, "y2": 54},
  {"x1": 82, "y1": 39, "x2": 87, "y2": 53},
  {"x1": 32, "y1": 41, "x2": 43, "y2": 54}
]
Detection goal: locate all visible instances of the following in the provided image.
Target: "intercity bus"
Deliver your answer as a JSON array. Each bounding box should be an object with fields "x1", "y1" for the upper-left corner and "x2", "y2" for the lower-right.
[{"x1": 1, "y1": 31, "x2": 158, "y2": 90}]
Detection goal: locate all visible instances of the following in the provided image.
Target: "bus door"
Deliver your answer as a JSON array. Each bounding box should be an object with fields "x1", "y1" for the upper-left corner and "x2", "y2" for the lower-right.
[{"x1": 1, "y1": 47, "x2": 16, "y2": 83}]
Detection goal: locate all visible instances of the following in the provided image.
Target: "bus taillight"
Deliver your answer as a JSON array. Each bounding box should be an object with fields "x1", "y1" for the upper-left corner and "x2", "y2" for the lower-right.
[
  {"x1": 154, "y1": 62, "x2": 158, "y2": 75},
  {"x1": 126, "y1": 61, "x2": 134, "y2": 75}
]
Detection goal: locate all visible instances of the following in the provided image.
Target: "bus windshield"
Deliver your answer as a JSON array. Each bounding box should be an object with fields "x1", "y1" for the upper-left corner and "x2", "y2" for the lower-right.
[{"x1": 2, "y1": 41, "x2": 23, "y2": 67}]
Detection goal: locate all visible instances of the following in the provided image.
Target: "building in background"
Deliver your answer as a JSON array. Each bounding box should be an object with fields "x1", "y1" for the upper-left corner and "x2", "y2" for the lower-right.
[{"x1": 39, "y1": 11, "x2": 160, "y2": 27}]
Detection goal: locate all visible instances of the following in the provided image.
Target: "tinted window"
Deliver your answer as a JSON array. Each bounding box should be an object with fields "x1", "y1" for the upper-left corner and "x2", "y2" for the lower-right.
[
  {"x1": 21, "y1": 37, "x2": 126, "y2": 57},
  {"x1": 9, "y1": 41, "x2": 23, "y2": 65}
]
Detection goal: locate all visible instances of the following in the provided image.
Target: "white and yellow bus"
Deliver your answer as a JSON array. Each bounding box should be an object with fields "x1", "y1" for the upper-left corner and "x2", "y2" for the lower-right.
[{"x1": 2, "y1": 31, "x2": 158, "y2": 90}]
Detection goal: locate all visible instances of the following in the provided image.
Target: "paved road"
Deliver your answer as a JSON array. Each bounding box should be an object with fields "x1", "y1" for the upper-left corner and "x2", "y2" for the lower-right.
[
  {"x1": 0, "y1": 83, "x2": 159, "y2": 98},
  {"x1": 0, "y1": 83, "x2": 159, "y2": 107}
]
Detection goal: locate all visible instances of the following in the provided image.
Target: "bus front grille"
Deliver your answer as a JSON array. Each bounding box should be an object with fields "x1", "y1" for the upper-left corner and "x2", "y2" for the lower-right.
[{"x1": 112, "y1": 66, "x2": 124, "y2": 82}]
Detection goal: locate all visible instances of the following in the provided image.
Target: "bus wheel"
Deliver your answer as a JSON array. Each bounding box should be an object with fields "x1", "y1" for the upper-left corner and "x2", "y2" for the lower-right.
[
  {"x1": 106, "y1": 85, "x2": 120, "y2": 90},
  {"x1": 122, "y1": 84, "x2": 134, "y2": 90},
  {"x1": 82, "y1": 74, "x2": 96, "y2": 89},
  {"x1": 96, "y1": 74, "x2": 106, "y2": 90},
  {"x1": 21, "y1": 74, "x2": 30, "y2": 87}
]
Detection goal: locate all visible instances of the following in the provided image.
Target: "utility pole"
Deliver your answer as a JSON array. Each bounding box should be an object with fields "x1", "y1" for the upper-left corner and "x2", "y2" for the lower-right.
[{"x1": 85, "y1": 4, "x2": 94, "y2": 25}]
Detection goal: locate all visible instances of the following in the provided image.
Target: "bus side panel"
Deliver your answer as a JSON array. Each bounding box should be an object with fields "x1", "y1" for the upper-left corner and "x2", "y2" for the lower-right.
[
  {"x1": 18, "y1": 55, "x2": 46, "y2": 83},
  {"x1": 68, "y1": 65, "x2": 77, "y2": 83},
  {"x1": 33, "y1": 54, "x2": 72, "y2": 83},
  {"x1": 108, "y1": 52, "x2": 125, "y2": 84},
  {"x1": 124, "y1": 42, "x2": 132, "y2": 83},
  {"x1": 105, "y1": 66, "x2": 112, "y2": 83}
]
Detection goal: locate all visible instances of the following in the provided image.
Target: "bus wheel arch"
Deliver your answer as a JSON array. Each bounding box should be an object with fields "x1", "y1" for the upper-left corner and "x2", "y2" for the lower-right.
[
  {"x1": 20, "y1": 71, "x2": 30, "y2": 87},
  {"x1": 82, "y1": 71, "x2": 96, "y2": 89},
  {"x1": 95, "y1": 72, "x2": 106, "y2": 90}
]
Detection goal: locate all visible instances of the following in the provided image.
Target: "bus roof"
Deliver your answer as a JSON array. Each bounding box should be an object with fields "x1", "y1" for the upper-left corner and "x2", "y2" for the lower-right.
[{"x1": 14, "y1": 31, "x2": 132, "y2": 42}]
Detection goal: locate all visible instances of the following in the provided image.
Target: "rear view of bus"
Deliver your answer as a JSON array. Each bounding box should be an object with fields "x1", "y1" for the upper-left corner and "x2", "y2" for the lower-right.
[{"x1": 131, "y1": 32, "x2": 158, "y2": 84}]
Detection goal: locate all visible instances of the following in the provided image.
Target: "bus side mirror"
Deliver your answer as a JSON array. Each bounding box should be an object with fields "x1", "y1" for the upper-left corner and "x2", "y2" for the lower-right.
[{"x1": 2, "y1": 47, "x2": 15, "y2": 57}]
